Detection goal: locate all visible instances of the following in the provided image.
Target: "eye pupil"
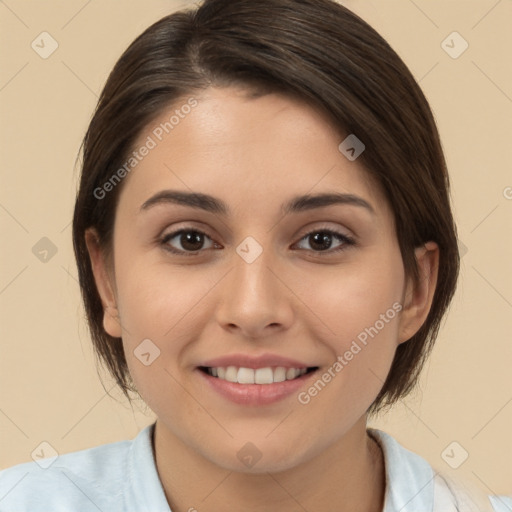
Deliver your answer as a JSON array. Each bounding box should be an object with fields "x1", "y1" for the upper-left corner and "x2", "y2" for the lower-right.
[
  {"x1": 181, "y1": 231, "x2": 204, "y2": 251},
  {"x1": 310, "y1": 232, "x2": 332, "y2": 251}
]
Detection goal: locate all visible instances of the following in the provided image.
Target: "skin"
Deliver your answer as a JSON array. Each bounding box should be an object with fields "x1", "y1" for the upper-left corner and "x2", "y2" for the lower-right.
[{"x1": 86, "y1": 86, "x2": 439, "y2": 512}]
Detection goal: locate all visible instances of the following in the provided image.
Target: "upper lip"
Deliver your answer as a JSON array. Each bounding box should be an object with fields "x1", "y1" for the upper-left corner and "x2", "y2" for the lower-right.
[{"x1": 199, "y1": 353, "x2": 316, "y2": 369}]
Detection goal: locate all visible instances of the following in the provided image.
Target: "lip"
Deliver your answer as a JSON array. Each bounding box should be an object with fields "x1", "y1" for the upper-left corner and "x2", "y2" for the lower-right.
[
  {"x1": 200, "y1": 352, "x2": 313, "y2": 369},
  {"x1": 196, "y1": 366, "x2": 319, "y2": 406}
]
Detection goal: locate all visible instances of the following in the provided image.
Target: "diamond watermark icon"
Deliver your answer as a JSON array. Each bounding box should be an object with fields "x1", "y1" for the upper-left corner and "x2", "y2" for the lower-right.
[
  {"x1": 441, "y1": 31, "x2": 468, "y2": 59},
  {"x1": 441, "y1": 441, "x2": 469, "y2": 469},
  {"x1": 31, "y1": 441, "x2": 59, "y2": 469},
  {"x1": 32, "y1": 237, "x2": 58, "y2": 263},
  {"x1": 134, "y1": 338, "x2": 161, "y2": 366},
  {"x1": 237, "y1": 442, "x2": 262, "y2": 468},
  {"x1": 458, "y1": 239, "x2": 468, "y2": 258},
  {"x1": 236, "y1": 236, "x2": 263, "y2": 264},
  {"x1": 338, "y1": 134, "x2": 365, "y2": 161},
  {"x1": 31, "y1": 32, "x2": 59, "y2": 59}
]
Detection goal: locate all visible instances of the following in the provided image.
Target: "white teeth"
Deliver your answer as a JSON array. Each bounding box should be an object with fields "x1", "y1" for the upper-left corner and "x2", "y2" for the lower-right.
[
  {"x1": 237, "y1": 367, "x2": 255, "y2": 384},
  {"x1": 273, "y1": 367, "x2": 286, "y2": 383},
  {"x1": 225, "y1": 366, "x2": 238, "y2": 383},
  {"x1": 286, "y1": 368, "x2": 298, "y2": 380},
  {"x1": 206, "y1": 365, "x2": 310, "y2": 384},
  {"x1": 254, "y1": 367, "x2": 273, "y2": 384}
]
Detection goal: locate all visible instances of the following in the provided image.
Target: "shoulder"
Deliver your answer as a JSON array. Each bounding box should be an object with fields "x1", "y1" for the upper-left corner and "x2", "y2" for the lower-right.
[
  {"x1": 0, "y1": 430, "x2": 137, "y2": 512},
  {"x1": 368, "y1": 428, "x2": 512, "y2": 512},
  {"x1": 433, "y1": 473, "x2": 512, "y2": 512}
]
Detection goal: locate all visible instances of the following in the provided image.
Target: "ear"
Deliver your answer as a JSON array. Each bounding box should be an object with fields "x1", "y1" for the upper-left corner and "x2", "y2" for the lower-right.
[
  {"x1": 397, "y1": 241, "x2": 439, "y2": 344},
  {"x1": 84, "y1": 227, "x2": 123, "y2": 338}
]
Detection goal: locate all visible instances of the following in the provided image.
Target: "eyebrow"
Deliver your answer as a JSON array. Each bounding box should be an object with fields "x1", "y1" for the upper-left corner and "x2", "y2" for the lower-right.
[{"x1": 139, "y1": 190, "x2": 375, "y2": 216}]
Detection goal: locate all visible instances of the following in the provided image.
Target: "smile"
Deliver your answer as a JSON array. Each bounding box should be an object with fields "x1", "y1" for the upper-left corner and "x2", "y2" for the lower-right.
[
  {"x1": 197, "y1": 365, "x2": 320, "y2": 405},
  {"x1": 200, "y1": 366, "x2": 318, "y2": 384}
]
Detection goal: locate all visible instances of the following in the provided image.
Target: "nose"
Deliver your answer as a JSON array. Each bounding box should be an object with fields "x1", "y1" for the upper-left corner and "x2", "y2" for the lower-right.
[{"x1": 214, "y1": 245, "x2": 295, "y2": 339}]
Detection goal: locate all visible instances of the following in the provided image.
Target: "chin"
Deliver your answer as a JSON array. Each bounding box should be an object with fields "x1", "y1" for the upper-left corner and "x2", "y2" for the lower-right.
[{"x1": 200, "y1": 439, "x2": 312, "y2": 474}]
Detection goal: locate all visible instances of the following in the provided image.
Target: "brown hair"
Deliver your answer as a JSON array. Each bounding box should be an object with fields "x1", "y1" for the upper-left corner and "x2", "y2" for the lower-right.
[{"x1": 72, "y1": 0, "x2": 460, "y2": 414}]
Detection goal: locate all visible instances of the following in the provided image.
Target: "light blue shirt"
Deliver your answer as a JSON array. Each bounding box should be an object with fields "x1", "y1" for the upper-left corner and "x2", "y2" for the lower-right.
[{"x1": 0, "y1": 423, "x2": 510, "y2": 511}]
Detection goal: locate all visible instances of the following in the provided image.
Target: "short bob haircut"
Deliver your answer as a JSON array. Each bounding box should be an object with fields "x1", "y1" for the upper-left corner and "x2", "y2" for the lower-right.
[{"x1": 72, "y1": 0, "x2": 460, "y2": 414}]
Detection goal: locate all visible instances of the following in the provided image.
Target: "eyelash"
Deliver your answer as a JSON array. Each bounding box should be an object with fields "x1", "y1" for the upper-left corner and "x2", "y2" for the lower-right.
[{"x1": 159, "y1": 226, "x2": 356, "y2": 257}]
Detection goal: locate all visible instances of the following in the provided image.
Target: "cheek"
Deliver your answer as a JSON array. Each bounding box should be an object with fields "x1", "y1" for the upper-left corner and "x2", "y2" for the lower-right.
[
  {"x1": 112, "y1": 232, "x2": 211, "y2": 333},
  {"x1": 113, "y1": 251, "x2": 221, "y2": 376},
  {"x1": 114, "y1": 262, "x2": 203, "y2": 411},
  {"x1": 306, "y1": 252, "x2": 404, "y2": 341},
  {"x1": 300, "y1": 252, "x2": 404, "y2": 402}
]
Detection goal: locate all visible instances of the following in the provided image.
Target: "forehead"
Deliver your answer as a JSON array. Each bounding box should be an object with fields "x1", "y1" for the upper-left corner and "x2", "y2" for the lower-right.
[{"x1": 116, "y1": 87, "x2": 388, "y2": 218}]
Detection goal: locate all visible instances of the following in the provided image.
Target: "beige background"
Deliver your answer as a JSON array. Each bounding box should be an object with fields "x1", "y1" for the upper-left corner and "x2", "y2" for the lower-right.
[{"x1": 1, "y1": 0, "x2": 511, "y2": 498}]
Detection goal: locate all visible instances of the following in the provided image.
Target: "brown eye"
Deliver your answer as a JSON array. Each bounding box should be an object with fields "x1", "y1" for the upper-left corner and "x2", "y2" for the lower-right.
[
  {"x1": 161, "y1": 229, "x2": 215, "y2": 254},
  {"x1": 294, "y1": 229, "x2": 355, "y2": 254}
]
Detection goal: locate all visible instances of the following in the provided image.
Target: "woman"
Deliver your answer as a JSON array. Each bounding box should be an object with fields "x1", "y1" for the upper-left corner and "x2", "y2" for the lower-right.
[{"x1": 0, "y1": 0, "x2": 510, "y2": 510}]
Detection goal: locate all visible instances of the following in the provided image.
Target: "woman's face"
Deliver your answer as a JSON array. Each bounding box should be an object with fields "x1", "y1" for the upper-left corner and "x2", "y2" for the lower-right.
[{"x1": 87, "y1": 86, "x2": 437, "y2": 472}]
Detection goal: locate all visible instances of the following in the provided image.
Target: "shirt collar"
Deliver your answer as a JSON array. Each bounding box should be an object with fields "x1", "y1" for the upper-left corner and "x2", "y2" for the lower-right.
[
  {"x1": 126, "y1": 423, "x2": 435, "y2": 512},
  {"x1": 368, "y1": 428, "x2": 434, "y2": 512},
  {"x1": 125, "y1": 422, "x2": 172, "y2": 512}
]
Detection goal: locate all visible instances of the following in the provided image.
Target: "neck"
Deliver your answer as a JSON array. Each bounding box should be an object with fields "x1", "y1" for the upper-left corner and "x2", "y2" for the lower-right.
[{"x1": 153, "y1": 416, "x2": 386, "y2": 512}]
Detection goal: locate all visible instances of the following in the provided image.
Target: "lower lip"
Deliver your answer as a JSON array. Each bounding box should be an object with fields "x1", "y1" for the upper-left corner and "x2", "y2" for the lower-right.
[{"x1": 197, "y1": 368, "x2": 318, "y2": 406}]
